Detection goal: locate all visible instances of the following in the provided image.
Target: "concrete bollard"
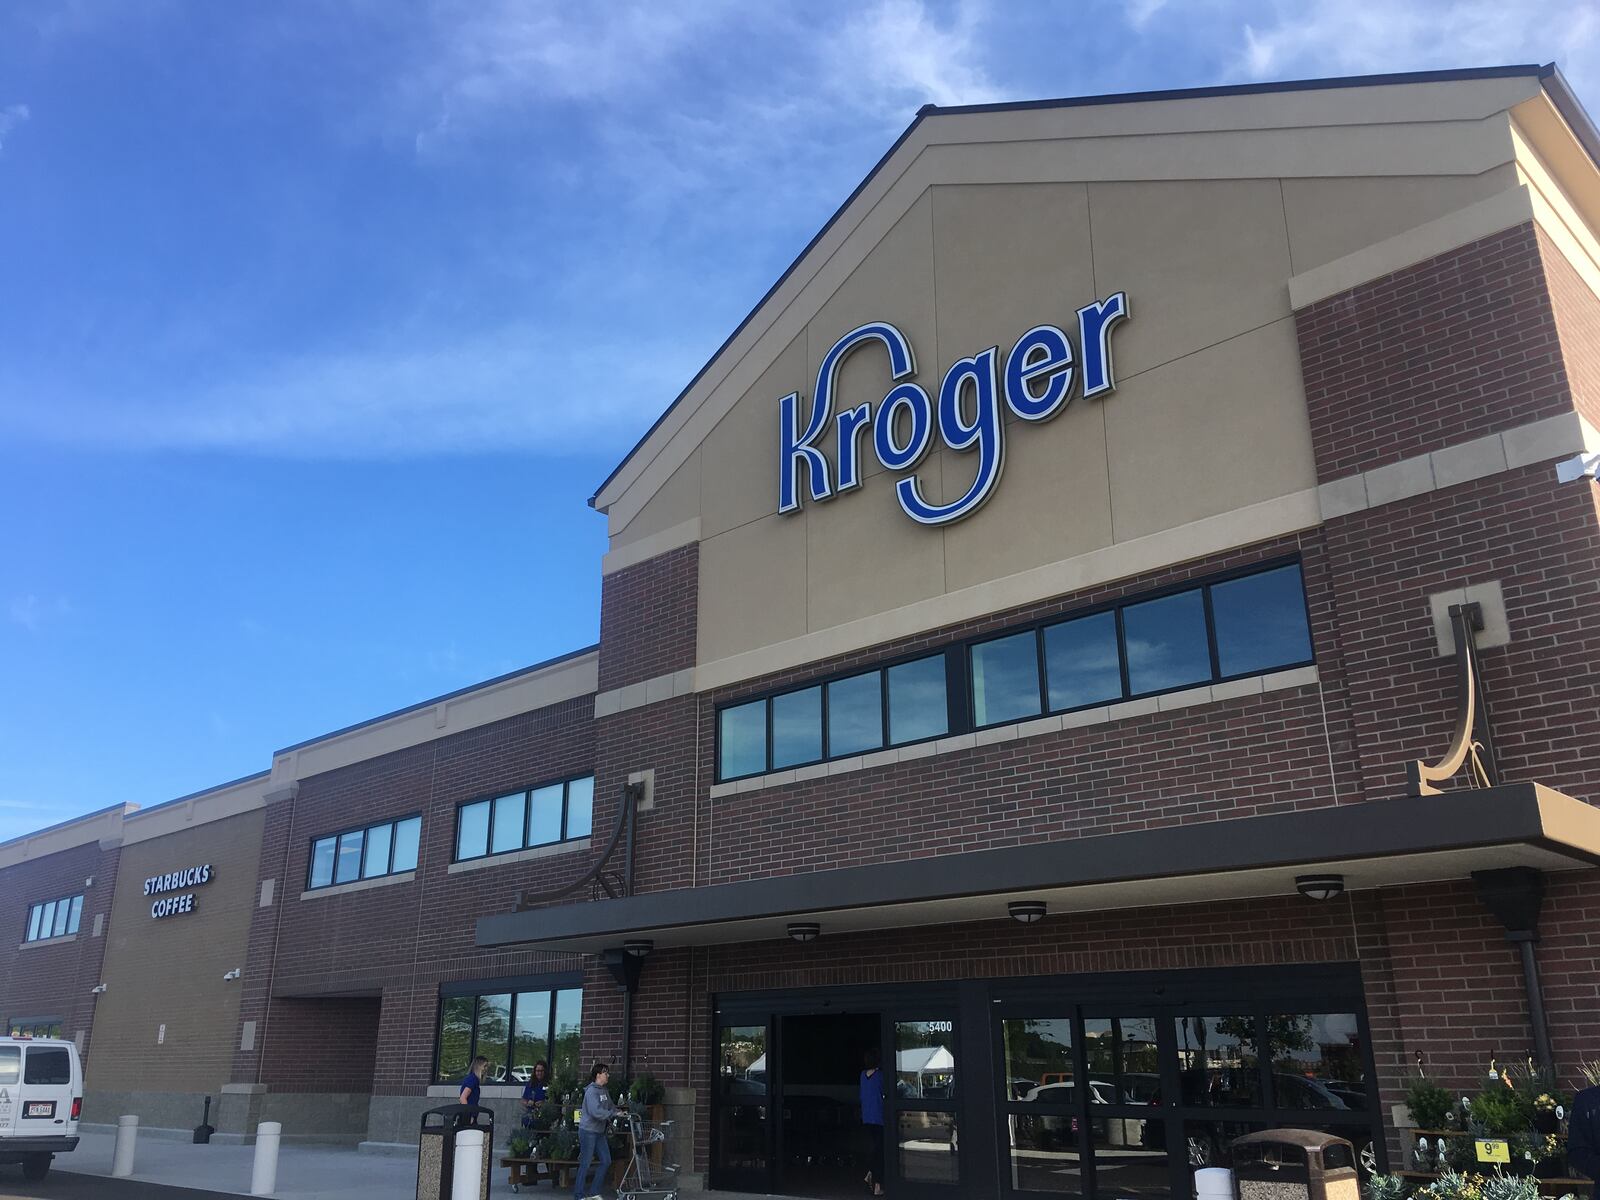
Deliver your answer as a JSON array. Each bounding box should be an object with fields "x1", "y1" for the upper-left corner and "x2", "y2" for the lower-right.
[
  {"x1": 452, "y1": 1127, "x2": 484, "y2": 1200},
  {"x1": 111, "y1": 1114, "x2": 138, "y2": 1178},
  {"x1": 250, "y1": 1121, "x2": 282, "y2": 1196}
]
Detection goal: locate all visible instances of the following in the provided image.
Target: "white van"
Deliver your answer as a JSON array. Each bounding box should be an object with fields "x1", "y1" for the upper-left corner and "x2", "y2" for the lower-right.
[{"x1": 0, "y1": 1037, "x2": 82, "y2": 1181}]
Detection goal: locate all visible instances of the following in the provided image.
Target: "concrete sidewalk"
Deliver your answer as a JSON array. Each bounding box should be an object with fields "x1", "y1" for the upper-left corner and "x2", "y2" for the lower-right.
[{"x1": 47, "y1": 1128, "x2": 778, "y2": 1199}]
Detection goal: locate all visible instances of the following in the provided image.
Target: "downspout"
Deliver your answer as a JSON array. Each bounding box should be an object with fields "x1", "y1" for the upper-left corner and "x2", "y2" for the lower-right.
[{"x1": 1471, "y1": 867, "x2": 1554, "y2": 1080}]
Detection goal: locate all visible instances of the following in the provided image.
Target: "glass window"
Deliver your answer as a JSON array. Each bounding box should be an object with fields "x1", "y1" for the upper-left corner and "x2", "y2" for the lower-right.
[
  {"x1": 362, "y1": 823, "x2": 393, "y2": 879},
  {"x1": 1212, "y1": 565, "x2": 1312, "y2": 678},
  {"x1": 51, "y1": 900, "x2": 69, "y2": 938},
  {"x1": 38, "y1": 901, "x2": 56, "y2": 941},
  {"x1": 900, "y1": 1110, "x2": 958, "y2": 1183},
  {"x1": 1083, "y1": 1016, "x2": 1160, "y2": 1105},
  {"x1": 827, "y1": 671, "x2": 883, "y2": 757},
  {"x1": 391, "y1": 817, "x2": 421, "y2": 873},
  {"x1": 1044, "y1": 611, "x2": 1122, "y2": 710},
  {"x1": 511, "y1": 992, "x2": 551, "y2": 1085},
  {"x1": 1174, "y1": 1015, "x2": 1261, "y2": 1107},
  {"x1": 436, "y1": 995, "x2": 475, "y2": 1083},
  {"x1": 719, "y1": 700, "x2": 767, "y2": 779},
  {"x1": 1008, "y1": 1119, "x2": 1085, "y2": 1194},
  {"x1": 771, "y1": 687, "x2": 822, "y2": 769},
  {"x1": 491, "y1": 792, "x2": 525, "y2": 855},
  {"x1": 1095, "y1": 1117, "x2": 1172, "y2": 1200},
  {"x1": 66, "y1": 895, "x2": 83, "y2": 935},
  {"x1": 26, "y1": 905, "x2": 42, "y2": 943},
  {"x1": 972, "y1": 631, "x2": 1042, "y2": 725},
  {"x1": 528, "y1": 784, "x2": 563, "y2": 845},
  {"x1": 24, "y1": 1047, "x2": 70, "y2": 1085},
  {"x1": 552, "y1": 988, "x2": 583, "y2": 1082},
  {"x1": 309, "y1": 837, "x2": 336, "y2": 888},
  {"x1": 456, "y1": 800, "x2": 490, "y2": 861},
  {"x1": 565, "y1": 778, "x2": 594, "y2": 840},
  {"x1": 1268, "y1": 1013, "x2": 1364, "y2": 1111},
  {"x1": 335, "y1": 830, "x2": 364, "y2": 885},
  {"x1": 888, "y1": 656, "x2": 948, "y2": 745},
  {"x1": 1123, "y1": 590, "x2": 1211, "y2": 695},
  {"x1": 716, "y1": 1023, "x2": 768, "y2": 1178},
  {"x1": 895, "y1": 1019, "x2": 957, "y2": 1100},
  {"x1": 1004, "y1": 1018, "x2": 1074, "y2": 1102},
  {"x1": 475, "y1": 994, "x2": 512, "y2": 1082},
  {"x1": 0, "y1": 1046, "x2": 18, "y2": 1085}
]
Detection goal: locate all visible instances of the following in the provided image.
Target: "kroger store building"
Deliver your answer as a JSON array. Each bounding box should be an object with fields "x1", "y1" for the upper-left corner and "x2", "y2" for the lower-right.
[{"x1": 5, "y1": 65, "x2": 1600, "y2": 1198}]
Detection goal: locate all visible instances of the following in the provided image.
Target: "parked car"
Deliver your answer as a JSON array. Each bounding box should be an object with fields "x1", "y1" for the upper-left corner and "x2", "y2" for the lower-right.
[{"x1": 0, "y1": 1037, "x2": 83, "y2": 1182}]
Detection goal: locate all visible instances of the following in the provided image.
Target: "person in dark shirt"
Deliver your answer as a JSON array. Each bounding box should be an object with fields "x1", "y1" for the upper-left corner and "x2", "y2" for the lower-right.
[
  {"x1": 860, "y1": 1049, "x2": 886, "y2": 1196},
  {"x1": 1570, "y1": 1084, "x2": 1600, "y2": 1193},
  {"x1": 521, "y1": 1059, "x2": 551, "y2": 1132},
  {"x1": 458, "y1": 1055, "x2": 490, "y2": 1108}
]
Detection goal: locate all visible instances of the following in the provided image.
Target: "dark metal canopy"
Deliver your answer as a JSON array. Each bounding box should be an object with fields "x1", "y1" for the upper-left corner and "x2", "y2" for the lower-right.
[{"x1": 476, "y1": 783, "x2": 1600, "y2": 954}]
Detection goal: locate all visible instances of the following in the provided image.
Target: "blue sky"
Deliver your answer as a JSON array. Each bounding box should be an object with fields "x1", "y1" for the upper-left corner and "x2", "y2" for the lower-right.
[{"x1": 1, "y1": 0, "x2": 1595, "y2": 841}]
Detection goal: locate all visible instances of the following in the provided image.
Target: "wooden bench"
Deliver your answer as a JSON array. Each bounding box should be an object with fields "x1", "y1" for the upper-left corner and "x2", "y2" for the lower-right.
[{"x1": 500, "y1": 1156, "x2": 576, "y2": 1191}]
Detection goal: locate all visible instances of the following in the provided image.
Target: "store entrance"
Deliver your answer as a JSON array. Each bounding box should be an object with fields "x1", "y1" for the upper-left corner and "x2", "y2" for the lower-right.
[{"x1": 779, "y1": 1013, "x2": 880, "y2": 1198}]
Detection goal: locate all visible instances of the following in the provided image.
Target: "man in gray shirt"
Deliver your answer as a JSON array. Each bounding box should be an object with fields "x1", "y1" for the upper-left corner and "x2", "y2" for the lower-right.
[{"x1": 573, "y1": 1062, "x2": 619, "y2": 1200}]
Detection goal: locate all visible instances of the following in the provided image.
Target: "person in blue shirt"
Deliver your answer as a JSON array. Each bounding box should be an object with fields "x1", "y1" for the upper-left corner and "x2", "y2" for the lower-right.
[
  {"x1": 458, "y1": 1055, "x2": 489, "y2": 1108},
  {"x1": 574, "y1": 1061, "x2": 619, "y2": 1200},
  {"x1": 521, "y1": 1059, "x2": 550, "y2": 1131},
  {"x1": 860, "y1": 1049, "x2": 886, "y2": 1196},
  {"x1": 1570, "y1": 1082, "x2": 1599, "y2": 1194}
]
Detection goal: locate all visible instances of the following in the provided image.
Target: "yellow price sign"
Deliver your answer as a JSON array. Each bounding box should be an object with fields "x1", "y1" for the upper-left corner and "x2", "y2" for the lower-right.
[{"x1": 1475, "y1": 1139, "x2": 1510, "y2": 1164}]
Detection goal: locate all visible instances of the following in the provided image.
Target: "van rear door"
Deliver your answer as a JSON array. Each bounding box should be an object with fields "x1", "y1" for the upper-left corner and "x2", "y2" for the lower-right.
[
  {"x1": 20, "y1": 1045, "x2": 73, "y2": 1134},
  {"x1": 0, "y1": 1045, "x2": 19, "y2": 1136}
]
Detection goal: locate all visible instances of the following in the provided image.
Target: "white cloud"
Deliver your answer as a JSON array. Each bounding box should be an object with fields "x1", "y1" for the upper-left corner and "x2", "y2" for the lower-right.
[
  {"x1": 1230, "y1": 1, "x2": 1599, "y2": 97},
  {"x1": 0, "y1": 102, "x2": 29, "y2": 153},
  {"x1": 834, "y1": 0, "x2": 1007, "y2": 114},
  {"x1": 1, "y1": 322, "x2": 708, "y2": 457},
  {"x1": 8, "y1": 594, "x2": 71, "y2": 632}
]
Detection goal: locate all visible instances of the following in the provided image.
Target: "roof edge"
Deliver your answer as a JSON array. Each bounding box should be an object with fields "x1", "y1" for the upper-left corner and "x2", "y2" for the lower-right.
[
  {"x1": 1539, "y1": 62, "x2": 1600, "y2": 173},
  {"x1": 588, "y1": 63, "x2": 1548, "y2": 514},
  {"x1": 273, "y1": 642, "x2": 599, "y2": 757}
]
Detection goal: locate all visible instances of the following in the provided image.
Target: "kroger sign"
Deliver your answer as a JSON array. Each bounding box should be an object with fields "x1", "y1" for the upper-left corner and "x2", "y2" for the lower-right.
[{"x1": 778, "y1": 292, "x2": 1129, "y2": 526}]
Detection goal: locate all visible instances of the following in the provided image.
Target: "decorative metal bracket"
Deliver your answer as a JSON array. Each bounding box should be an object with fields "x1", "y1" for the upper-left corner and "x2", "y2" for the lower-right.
[
  {"x1": 1406, "y1": 602, "x2": 1501, "y2": 795},
  {"x1": 513, "y1": 780, "x2": 644, "y2": 910}
]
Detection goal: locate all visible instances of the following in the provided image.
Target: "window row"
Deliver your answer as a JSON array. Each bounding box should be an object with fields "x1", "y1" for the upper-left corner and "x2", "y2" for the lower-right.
[
  {"x1": 716, "y1": 562, "x2": 1314, "y2": 781},
  {"x1": 308, "y1": 815, "x2": 421, "y2": 890},
  {"x1": 435, "y1": 986, "x2": 583, "y2": 1086},
  {"x1": 25, "y1": 894, "x2": 83, "y2": 943},
  {"x1": 454, "y1": 776, "x2": 594, "y2": 864}
]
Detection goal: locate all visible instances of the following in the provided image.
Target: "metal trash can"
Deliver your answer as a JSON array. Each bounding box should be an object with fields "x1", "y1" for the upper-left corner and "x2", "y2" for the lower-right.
[
  {"x1": 1230, "y1": 1130, "x2": 1359, "y2": 1200},
  {"x1": 418, "y1": 1103, "x2": 495, "y2": 1200}
]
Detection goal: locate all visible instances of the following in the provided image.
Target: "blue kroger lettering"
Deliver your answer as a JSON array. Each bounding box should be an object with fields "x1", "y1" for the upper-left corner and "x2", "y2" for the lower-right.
[{"x1": 777, "y1": 293, "x2": 1128, "y2": 525}]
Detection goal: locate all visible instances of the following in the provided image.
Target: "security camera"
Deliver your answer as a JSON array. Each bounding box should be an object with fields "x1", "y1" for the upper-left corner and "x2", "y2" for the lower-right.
[
  {"x1": 90, "y1": 984, "x2": 108, "y2": 995},
  {"x1": 222, "y1": 969, "x2": 241, "y2": 982}
]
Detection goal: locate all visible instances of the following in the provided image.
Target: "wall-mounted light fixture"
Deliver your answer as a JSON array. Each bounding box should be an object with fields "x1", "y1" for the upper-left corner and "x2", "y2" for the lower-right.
[
  {"x1": 1295, "y1": 874, "x2": 1345, "y2": 901},
  {"x1": 1008, "y1": 900, "x2": 1047, "y2": 924},
  {"x1": 90, "y1": 984, "x2": 107, "y2": 995},
  {"x1": 222, "y1": 968, "x2": 242, "y2": 982},
  {"x1": 623, "y1": 940, "x2": 654, "y2": 958},
  {"x1": 787, "y1": 922, "x2": 821, "y2": 943}
]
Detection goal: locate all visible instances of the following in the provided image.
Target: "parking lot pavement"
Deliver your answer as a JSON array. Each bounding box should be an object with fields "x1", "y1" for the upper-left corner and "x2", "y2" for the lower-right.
[{"x1": 0, "y1": 1170, "x2": 236, "y2": 1200}]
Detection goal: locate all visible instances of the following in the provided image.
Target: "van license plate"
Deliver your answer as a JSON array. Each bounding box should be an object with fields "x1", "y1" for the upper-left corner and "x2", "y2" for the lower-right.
[{"x1": 24, "y1": 1101, "x2": 55, "y2": 1119}]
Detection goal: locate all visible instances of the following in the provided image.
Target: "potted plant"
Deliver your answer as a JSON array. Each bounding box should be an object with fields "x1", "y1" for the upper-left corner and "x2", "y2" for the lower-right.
[
  {"x1": 1407, "y1": 1078, "x2": 1456, "y2": 1130},
  {"x1": 629, "y1": 1072, "x2": 668, "y2": 1121},
  {"x1": 507, "y1": 1131, "x2": 532, "y2": 1160},
  {"x1": 1365, "y1": 1173, "x2": 1410, "y2": 1200}
]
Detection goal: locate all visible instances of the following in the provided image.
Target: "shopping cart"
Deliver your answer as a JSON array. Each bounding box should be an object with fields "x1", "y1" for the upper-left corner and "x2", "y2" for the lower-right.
[{"x1": 613, "y1": 1106, "x2": 678, "y2": 1200}]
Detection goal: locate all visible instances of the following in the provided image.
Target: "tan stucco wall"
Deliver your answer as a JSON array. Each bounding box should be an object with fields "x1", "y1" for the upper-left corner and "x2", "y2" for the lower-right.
[
  {"x1": 86, "y1": 807, "x2": 265, "y2": 1097},
  {"x1": 599, "y1": 77, "x2": 1600, "y2": 689}
]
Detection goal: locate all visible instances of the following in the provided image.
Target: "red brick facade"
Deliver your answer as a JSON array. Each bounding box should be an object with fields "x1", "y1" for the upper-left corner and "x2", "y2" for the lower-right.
[{"x1": 0, "y1": 836, "x2": 119, "y2": 1061}]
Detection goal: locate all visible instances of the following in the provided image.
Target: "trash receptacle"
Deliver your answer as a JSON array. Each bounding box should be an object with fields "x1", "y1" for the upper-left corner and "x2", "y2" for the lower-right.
[
  {"x1": 1229, "y1": 1130, "x2": 1358, "y2": 1200},
  {"x1": 418, "y1": 1103, "x2": 495, "y2": 1200}
]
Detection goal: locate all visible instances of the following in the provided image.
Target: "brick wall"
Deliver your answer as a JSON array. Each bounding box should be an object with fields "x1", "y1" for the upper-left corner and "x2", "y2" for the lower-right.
[
  {"x1": 1539, "y1": 226, "x2": 1600, "y2": 432},
  {"x1": 0, "y1": 839, "x2": 119, "y2": 1061},
  {"x1": 259, "y1": 997, "x2": 384, "y2": 1093},
  {"x1": 597, "y1": 543, "x2": 699, "y2": 692},
  {"x1": 232, "y1": 698, "x2": 598, "y2": 1097},
  {"x1": 1296, "y1": 222, "x2": 1573, "y2": 480}
]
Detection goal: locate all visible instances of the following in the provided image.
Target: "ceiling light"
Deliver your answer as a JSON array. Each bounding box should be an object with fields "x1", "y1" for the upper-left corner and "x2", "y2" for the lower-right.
[
  {"x1": 1296, "y1": 874, "x2": 1345, "y2": 901},
  {"x1": 624, "y1": 939, "x2": 654, "y2": 958},
  {"x1": 1008, "y1": 900, "x2": 1047, "y2": 924},
  {"x1": 787, "y1": 922, "x2": 820, "y2": 943}
]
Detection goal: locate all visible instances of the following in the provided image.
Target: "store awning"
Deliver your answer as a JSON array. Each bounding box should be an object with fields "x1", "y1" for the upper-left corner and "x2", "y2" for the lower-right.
[{"x1": 475, "y1": 783, "x2": 1600, "y2": 954}]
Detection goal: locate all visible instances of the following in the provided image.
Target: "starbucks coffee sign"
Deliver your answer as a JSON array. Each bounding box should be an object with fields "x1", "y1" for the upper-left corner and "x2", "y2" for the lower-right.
[
  {"x1": 778, "y1": 291, "x2": 1129, "y2": 525},
  {"x1": 146, "y1": 863, "x2": 213, "y2": 919}
]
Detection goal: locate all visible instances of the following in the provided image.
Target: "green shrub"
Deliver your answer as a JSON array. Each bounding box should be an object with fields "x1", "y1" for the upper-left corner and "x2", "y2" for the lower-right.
[
  {"x1": 629, "y1": 1072, "x2": 666, "y2": 1106},
  {"x1": 1407, "y1": 1078, "x2": 1455, "y2": 1129},
  {"x1": 1480, "y1": 1174, "x2": 1540, "y2": 1200},
  {"x1": 1468, "y1": 1087, "x2": 1525, "y2": 1139},
  {"x1": 1365, "y1": 1173, "x2": 1410, "y2": 1200}
]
